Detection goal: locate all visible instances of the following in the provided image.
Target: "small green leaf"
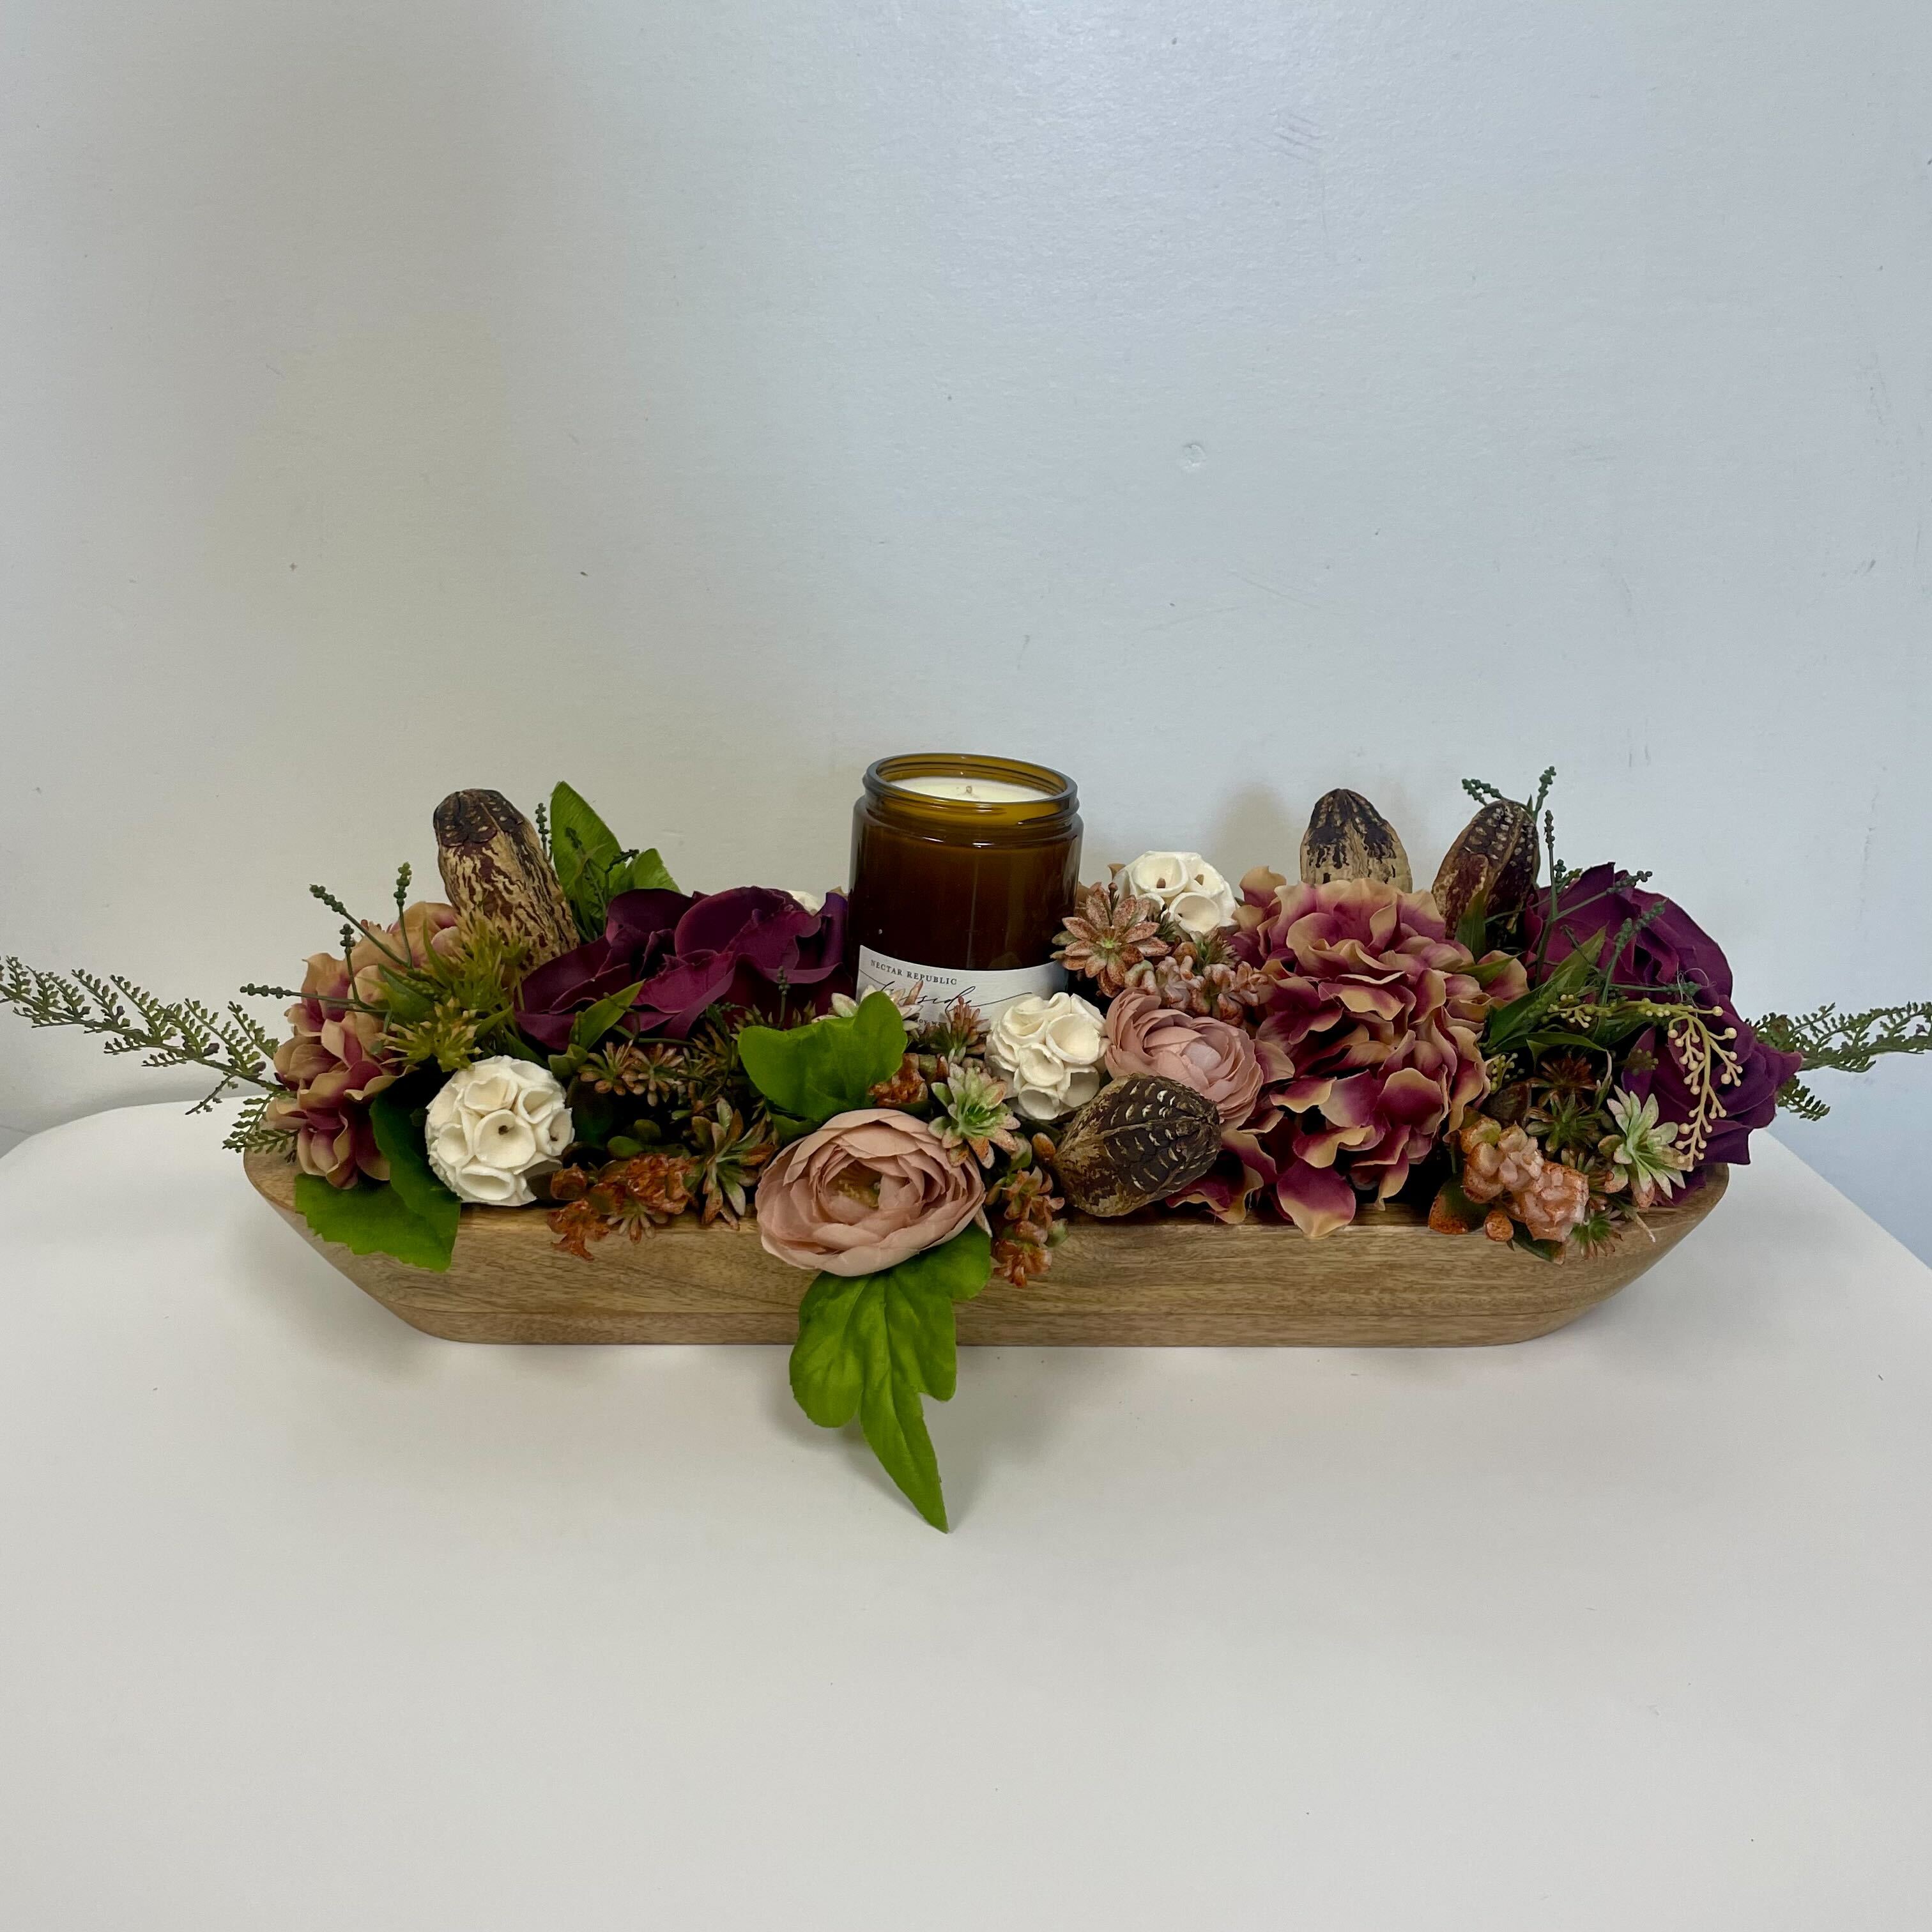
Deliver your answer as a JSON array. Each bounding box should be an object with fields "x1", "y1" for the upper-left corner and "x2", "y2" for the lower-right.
[
  {"x1": 376, "y1": 971, "x2": 436, "y2": 1024},
  {"x1": 294, "y1": 1174, "x2": 457, "y2": 1271},
  {"x1": 861, "y1": 1351, "x2": 946, "y2": 1530},
  {"x1": 369, "y1": 1088, "x2": 462, "y2": 1252},
  {"x1": 1524, "y1": 1028, "x2": 1611, "y2": 1056},
  {"x1": 1454, "y1": 889, "x2": 1489, "y2": 958},
  {"x1": 1484, "y1": 939, "x2": 1602, "y2": 1055},
  {"x1": 565, "y1": 1087, "x2": 622, "y2": 1151},
  {"x1": 571, "y1": 981, "x2": 646, "y2": 1051},
  {"x1": 738, "y1": 992, "x2": 907, "y2": 1127},
  {"x1": 790, "y1": 1275, "x2": 870, "y2": 1429},
  {"x1": 623, "y1": 848, "x2": 678, "y2": 894},
  {"x1": 788, "y1": 1223, "x2": 993, "y2": 1531},
  {"x1": 294, "y1": 1089, "x2": 463, "y2": 1270},
  {"x1": 1430, "y1": 1177, "x2": 1484, "y2": 1234}
]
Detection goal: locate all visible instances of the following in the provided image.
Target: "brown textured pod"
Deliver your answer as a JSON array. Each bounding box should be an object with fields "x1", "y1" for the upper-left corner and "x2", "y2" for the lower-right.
[
  {"x1": 1432, "y1": 799, "x2": 1539, "y2": 930},
  {"x1": 1299, "y1": 788, "x2": 1412, "y2": 891},
  {"x1": 433, "y1": 790, "x2": 579, "y2": 969},
  {"x1": 1051, "y1": 1077, "x2": 1222, "y2": 1218}
]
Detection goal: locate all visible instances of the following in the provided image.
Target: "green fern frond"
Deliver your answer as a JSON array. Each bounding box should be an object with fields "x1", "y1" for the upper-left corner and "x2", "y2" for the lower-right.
[
  {"x1": 1760, "y1": 1001, "x2": 1932, "y2": 1074},
  {"x1": 1756, "y1": 1000, "x2": 1932, "y2": 1119},
  {"x1": 1, "y1": 956, "x2": 283, "y2": 1108}
]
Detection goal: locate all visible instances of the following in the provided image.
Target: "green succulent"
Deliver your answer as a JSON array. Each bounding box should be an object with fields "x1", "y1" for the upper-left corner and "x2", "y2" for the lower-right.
[{"x1": 931, "y1": 1063, "x2": 1022, "y2": 1169}]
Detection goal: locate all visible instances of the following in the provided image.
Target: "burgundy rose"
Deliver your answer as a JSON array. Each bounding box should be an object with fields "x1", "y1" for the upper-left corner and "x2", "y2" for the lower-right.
[
  {"x1": 516, "y1": 886, "x2": 848, "y2": 1049},
  {"x1": 1524, "y1": 865, "x2": 1800, "y2": 1170}
]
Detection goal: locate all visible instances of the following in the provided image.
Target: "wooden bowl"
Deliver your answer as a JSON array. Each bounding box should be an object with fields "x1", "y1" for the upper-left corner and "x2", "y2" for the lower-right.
[{"x1": 245, "y1": 1151, "x2": 1727, "y2": 1348}]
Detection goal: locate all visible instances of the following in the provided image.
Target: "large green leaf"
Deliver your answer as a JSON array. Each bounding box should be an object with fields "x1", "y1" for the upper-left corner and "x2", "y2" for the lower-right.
[
  {"x1": 548, "y1": 785, "x2": 680, "y2": 932},
  {"x1": 294, "y1": 1175, "x2": 457, "y2": 1269},
  {"x1": 737, "y1": 992, "x2": 907, "y2": 1128},
  {"x1": 549, "y1": 782, "x2": 622, "y2": 893},
  {"x1": 293, "y1": 1088, "x2": 461, "y2": 1270},
  {"x1": 549, "y1": 781, "x2": 624, "y2": 933},
  {"x1": 788, "y1": 1224, "x2": 993, "y2": 1531}
]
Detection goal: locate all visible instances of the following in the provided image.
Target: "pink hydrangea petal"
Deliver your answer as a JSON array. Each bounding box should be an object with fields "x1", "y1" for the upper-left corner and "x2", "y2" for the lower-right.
[
  {"x1": 1319, "y1": 1070, "x2": 1384, "y2": 1130},
  {"x1": 1380, "y1": 1066, "x2": 1446, "y2": 1129},
  {"x1": 1275, "y1": 1160, "x2": 1359, "y2": 1238}
]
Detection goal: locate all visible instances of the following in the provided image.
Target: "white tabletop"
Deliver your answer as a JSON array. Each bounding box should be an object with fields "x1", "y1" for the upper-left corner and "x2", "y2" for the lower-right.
[{"x1": 2, "y1": 1104, "x2": 1928, "y2": 1929}]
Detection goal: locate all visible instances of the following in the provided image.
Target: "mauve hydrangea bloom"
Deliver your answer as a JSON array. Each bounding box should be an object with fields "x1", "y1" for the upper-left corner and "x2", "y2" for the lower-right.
[
  {"x1": 516, "y1": 886, "x2": 848, "y2": 1050},
  {"x1": 1524, "y1": 865, "x2": 1800, "y2": 1170},
  {"x1": 266, "y1": 952, "x2": 399, "y2": 1187},
  {"x1": 264, "y1": 900, "x2": 459, "y2": 1188},
  {"x1": 1190, "y1": 878, "x2": 1519, "y2": 1237}
]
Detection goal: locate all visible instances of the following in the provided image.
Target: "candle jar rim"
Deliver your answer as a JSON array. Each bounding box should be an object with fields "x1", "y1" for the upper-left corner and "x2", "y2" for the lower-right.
[{"x1": 862, "y1": 754, "x2": 1077, "y2": 841}]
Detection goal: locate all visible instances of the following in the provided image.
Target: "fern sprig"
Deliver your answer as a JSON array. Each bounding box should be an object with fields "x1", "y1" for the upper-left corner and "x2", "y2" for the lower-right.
[
  {"x1": 1755, "y1": 1000, "x2": 1932, "y2": 1119},
  {"x1": 1, "y1": 958, "x2": 284, "y2": 1122}
]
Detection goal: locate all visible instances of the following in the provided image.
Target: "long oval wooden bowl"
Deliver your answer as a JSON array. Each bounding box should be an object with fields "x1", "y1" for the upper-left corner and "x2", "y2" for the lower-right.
[{"x1": 244, "y1": 1151, "x2": 1727, "y2": 1347}]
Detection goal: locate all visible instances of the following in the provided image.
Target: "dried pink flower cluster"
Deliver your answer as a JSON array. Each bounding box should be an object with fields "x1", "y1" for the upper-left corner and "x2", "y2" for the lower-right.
[
  {"x1": 1458, "y1": 1119, "x2": 1592, "y2": 1245},
  {"x1": 1123, "y1": 937, "x2": 1269, "y2": 1025}
]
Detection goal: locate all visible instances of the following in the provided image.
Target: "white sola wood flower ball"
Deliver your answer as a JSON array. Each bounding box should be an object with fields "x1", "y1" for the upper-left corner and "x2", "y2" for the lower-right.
[
  {"x1": 1120, "y1": 852, "x2": 1238, "y2": 936},
  {"x1": 986, "y1": 991, "x2": 1108, "y2": 1121},
  {"x1": 424, "y1": 1056, "x2": 574, "y2": 1205}
]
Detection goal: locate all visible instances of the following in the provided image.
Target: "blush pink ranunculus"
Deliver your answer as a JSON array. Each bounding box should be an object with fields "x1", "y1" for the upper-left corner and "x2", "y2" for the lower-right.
[
  {"x1": 755, "y1": 1108, "x2": 987, "y2": 1276},
  {"x1": 1101, "y1": 986, "x2": 1264, "y2": 1126}
]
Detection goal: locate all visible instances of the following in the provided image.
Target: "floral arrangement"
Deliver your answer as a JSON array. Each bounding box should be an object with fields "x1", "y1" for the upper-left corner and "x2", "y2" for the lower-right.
[{"x1": 4, "y1": 772, "x2": 1928, "y2": 1532}]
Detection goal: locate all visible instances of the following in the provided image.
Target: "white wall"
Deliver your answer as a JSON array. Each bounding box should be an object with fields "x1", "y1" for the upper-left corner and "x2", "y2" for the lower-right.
[{"x1": 4, "y1": 1, "x2": 1929, "y2": 1253}]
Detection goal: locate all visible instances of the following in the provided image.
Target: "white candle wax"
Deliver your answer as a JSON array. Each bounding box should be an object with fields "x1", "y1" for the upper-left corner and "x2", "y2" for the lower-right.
[{"x1": 892, "y1": 774, "x2": 1053, "y2": 804}]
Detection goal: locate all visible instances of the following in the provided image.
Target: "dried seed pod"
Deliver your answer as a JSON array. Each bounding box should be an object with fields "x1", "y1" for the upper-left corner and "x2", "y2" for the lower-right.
[
  {"x1": 433, "y1": 789, "x2": 579, "y2": 969},
  {"x1": 1050, "y1": 1076, "x2": 1221, "y2": 1218},
  {"x1": 1432, "y1": 799, "x2": 1539, "y2": 931},
  {"x1": 1299, "y1": 788, "x2": 1412, "y2": 891}
]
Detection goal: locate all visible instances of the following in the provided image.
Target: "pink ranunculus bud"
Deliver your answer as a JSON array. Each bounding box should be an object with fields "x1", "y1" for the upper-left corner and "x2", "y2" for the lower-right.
[
  {"x1": 1101, "y1": 986, "x2": 1264, "y2": 1126},
  {"x1": 755, "y1": 1108, "x2": 987, "y2": 1276}
]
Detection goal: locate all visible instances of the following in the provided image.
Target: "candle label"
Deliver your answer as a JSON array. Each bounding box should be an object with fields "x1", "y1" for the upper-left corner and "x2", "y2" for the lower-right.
[{"x1": 855, "y1": 946, "x2": 1068, "y2": 1025}]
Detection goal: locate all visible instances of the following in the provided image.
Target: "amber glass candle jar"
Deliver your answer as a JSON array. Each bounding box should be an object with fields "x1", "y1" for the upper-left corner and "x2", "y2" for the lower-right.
[{"x1": 848, "y1": 754, "x2": 1083, "y2": 1021}]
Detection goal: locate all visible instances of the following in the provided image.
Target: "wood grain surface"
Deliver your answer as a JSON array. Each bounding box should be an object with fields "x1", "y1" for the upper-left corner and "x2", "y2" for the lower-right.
[{"x1": 245, "y1": 1151, "x2": 1728, "y2": 1347}]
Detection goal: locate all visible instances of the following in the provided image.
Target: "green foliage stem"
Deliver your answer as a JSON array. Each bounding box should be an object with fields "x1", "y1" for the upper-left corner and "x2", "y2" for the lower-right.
[
  {"x1": 1756, "y1": 1000, "x2": 1932, "y2": 1121},
  {"x1": 0, "y1": 956, "x2": 282, "y2": 1133},
  {"x1": 788, "y1": 1224, "x2": 994, "y2": 1530}
]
